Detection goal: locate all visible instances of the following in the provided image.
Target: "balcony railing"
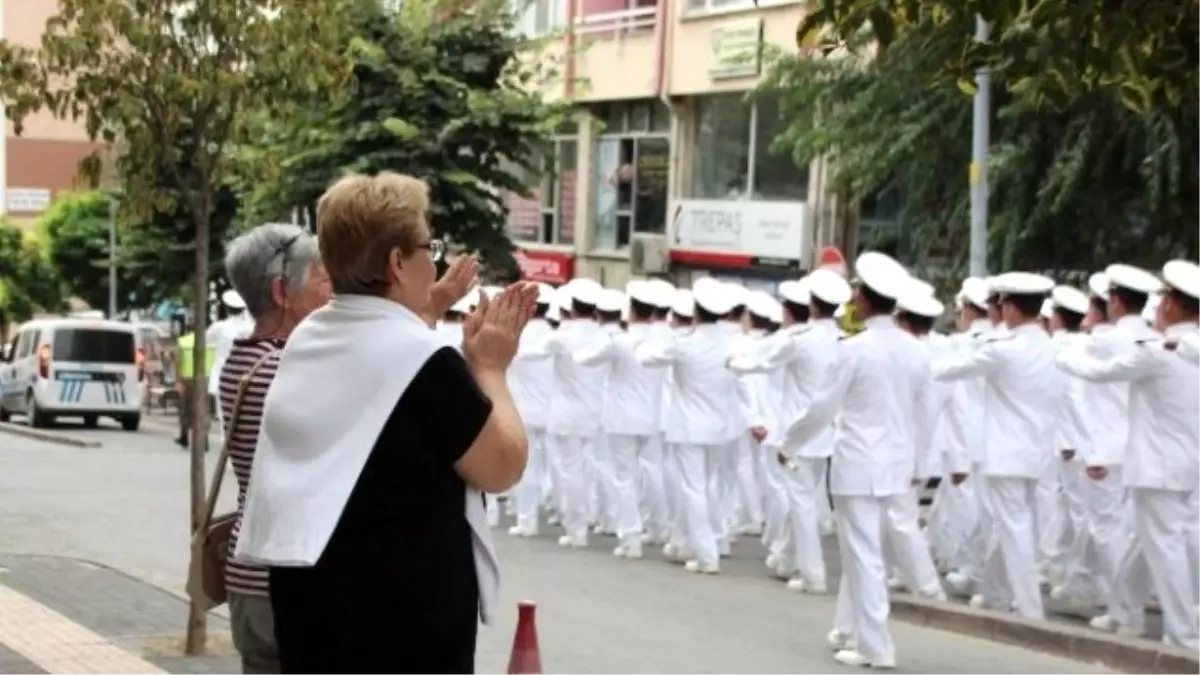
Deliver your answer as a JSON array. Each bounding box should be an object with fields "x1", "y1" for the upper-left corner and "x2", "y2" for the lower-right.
[{"x1": 574, "y1": 5, "x2": 657, "y2": 37}]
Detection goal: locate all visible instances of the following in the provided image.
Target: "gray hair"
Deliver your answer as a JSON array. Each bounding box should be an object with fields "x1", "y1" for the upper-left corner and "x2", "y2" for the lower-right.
[{"x1": 224, "y1": 223, "x2": 321, "y2": 319}]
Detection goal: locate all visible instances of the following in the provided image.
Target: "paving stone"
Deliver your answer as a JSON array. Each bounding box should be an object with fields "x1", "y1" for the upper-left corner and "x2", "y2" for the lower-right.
[
  {"x1": 149, "y1": 655, "x2": 242, "y2": 674},
  {"x1": 0, "y1": 641, "x2": 47, "y2": 675}
]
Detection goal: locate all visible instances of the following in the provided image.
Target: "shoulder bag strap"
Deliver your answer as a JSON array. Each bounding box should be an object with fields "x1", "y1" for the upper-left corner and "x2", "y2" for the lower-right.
[{"x1": 196, "y1": 349, "x2": 278, "y2": 534}]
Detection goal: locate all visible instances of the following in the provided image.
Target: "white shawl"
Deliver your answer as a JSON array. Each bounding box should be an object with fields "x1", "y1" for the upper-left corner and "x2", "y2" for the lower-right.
[{"x1": 233, "y1": 294, "x2": 500, "y2": 625}]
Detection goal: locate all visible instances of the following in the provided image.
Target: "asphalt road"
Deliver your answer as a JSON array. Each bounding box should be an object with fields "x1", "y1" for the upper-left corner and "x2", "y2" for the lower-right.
[{"x1": 0, "y1": 425, "x2": 1113, "y2": 673}]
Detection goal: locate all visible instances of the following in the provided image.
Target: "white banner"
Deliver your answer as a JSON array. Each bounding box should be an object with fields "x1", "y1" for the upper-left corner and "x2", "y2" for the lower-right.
[{"x1": 670, "y1": 199, "x2": 809, "y2": 262}]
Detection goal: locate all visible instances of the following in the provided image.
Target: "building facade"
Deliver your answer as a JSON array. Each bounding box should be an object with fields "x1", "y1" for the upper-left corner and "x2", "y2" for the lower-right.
[
  {"x1": 507, "y1": 0, "x2": 854, "y2": 292},
  {"x1": 0, "y1": 0, "x2": 101, "y2": 228}
]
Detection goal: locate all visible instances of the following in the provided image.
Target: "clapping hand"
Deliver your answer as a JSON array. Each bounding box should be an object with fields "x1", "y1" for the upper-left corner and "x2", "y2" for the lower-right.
[
  {"x1": 429, "y1": 254, "x2": 480, "y2": 317},
  {"x1": 463, "y1": 282, "x2": 539, "y2": 373}
]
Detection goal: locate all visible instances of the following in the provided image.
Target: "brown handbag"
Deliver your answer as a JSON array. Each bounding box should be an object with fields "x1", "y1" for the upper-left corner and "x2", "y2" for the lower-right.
[{"x1": 186, "y1": 350, "x2": 277, "y2": 611}]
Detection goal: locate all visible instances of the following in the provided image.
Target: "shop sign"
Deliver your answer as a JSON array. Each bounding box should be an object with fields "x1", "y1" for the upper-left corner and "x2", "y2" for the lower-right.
[
  {"x1": 5, "y1": 187, "x2": 52, "y2": 214},
  {"x1": 669, "y1": 199, "x2": 809, "y2": 269},
  {"x1": 514, "y1": 249, "x2": 575, "y2": 285},
  {"x1": 709, "y1": 18, "x2": 763, "y2": 80}
]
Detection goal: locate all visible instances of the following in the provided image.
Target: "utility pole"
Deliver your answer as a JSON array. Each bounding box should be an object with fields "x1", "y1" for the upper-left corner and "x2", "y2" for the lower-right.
[
  {"x1": 968, "y1": 16, "x2": 990, "y2": 278},
  {"x1": 107, "y1": 195, "x2": 118, "y2": 319}
]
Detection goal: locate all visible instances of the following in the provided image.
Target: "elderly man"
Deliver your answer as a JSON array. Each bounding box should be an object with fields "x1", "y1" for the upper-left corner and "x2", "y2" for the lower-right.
[{"x1": 217, "y1": 223, "x2": 331, "y2": 674}]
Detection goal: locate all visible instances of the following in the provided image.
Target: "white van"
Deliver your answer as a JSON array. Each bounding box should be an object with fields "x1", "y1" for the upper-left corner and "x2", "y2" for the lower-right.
[{"x1": 0, "y1": 319, "x2": 144, "y2": 430}]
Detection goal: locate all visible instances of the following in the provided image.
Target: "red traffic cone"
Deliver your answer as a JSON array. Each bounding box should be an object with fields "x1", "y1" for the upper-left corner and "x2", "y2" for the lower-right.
[{"x1": 507, "y1": 601, "x2": 543, "y2": 674}]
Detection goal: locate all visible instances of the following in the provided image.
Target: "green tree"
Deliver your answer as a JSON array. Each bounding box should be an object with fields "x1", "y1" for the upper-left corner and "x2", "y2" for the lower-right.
[
  {"x1": 761, "y1": 16, "x2": 1197, "y2": 276},
  {"x1": 793, "y1": 0, "x2": 1198, "y2": 114},
  {"x1": 0, "y1": 219, "x2": 64, "y2": 327},
  {"x1": 236, "y1": 0, "x2": 570, "y2": 275},
  {"x1": 0, "y1": 0, "x2": 352, "y2": 653}
]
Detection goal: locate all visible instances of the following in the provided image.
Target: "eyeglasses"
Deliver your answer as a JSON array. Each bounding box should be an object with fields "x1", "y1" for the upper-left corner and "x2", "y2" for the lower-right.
[
  {"x1": 418, "y1": 238, "x2": 446, "y2": 262},
  {"x1": 274, "y1": 234, "x2": 301, "y2": 282}
]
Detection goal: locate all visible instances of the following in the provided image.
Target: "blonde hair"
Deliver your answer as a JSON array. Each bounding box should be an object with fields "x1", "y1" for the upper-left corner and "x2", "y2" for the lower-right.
[{"x1": 316, "y1": 172, "x2": 430, "y2": 295}]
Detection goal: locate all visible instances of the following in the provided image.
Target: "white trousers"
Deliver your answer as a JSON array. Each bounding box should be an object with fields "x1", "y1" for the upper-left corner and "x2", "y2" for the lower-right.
[
  {"x1": 553, "y1": 434, "x2": 595, "y2": 540},
  {"x1": 514, "y1": 428, "x2": 548, "y2": 530},
  {"x1": 955, "y1": 461, "x2": 991, "y2": 580},
  {"x1": 637, "y1": 433, "x2": 669, "y2": 540},
  {"x1": 1111, "y1": 488, "x2": 1199, "y2": 650},
  {"x1": 831, "y1": 494, "x2": 894, "y2": 660},
  {"x1": 783, "y1": 456, "x2": 829, "y2": 584},
  {"x1": 661, "y1": 442, "x2": 688, "y2": 551},
  {"x1": 1035, "y1": 458, "x2": 1068, "y2": 578},
  {"x1": 589, "y1": 434, "x2": 617, "y2": 530},
  {"x1": 735, "y1": 433, "x2": 764, "y2": 530},
  {"x1": 926, "y1": 475, "x2": 974, "y2": 571},
  {"x1": 1062, "y1": 465, "x2": 1125, "y2": 603},
  {"x1": 760, "y1": 443, "x2": 791, "y2": 558},
  {"x1": 674, "y1": 443, "x2": 721, "y2": 565},
  {"x1": 606, "y1": 433, "x2": 649, "y2": 545},
  {"x1": 882, "y1": 483, "x2": 942, "y2": 596},
  {"x1": 980, "y1": 476, "x2": 1044, "y2": 619}
]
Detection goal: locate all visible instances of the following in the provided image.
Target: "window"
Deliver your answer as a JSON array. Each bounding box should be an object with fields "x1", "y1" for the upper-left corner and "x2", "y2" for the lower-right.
[
  {"x1": 504, "y1": 136, "x2": 578, "y2": 245},
  {"x1": 593, "y1": 100, "x2": 671, "y2": 249},
  {"x1": 691, "y1": 93, "x2": 809, "y2": 202},
  {"x1": 577, "y1": 0, "x2": 659, "y2": 38},
  {"x1": 52, "y1": 329, "x2": 136, "y2": 364},
  {"x1": 685, "y1": 0, "x2": 754, "y2": 12},
  {"x1": 511, "y1": 0, "x2": 567, "y2": 36}
]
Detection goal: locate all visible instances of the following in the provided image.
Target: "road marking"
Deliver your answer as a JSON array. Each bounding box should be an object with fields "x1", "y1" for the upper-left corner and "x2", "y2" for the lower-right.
[{"x1": 0, "y1": 583, "x2": 166, "y2": 674}]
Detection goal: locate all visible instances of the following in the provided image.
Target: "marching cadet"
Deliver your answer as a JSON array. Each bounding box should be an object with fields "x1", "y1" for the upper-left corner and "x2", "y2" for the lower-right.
[
  {"x1": 657, "y1": 288, "x2": 695, "y2": 560},
  {"x1": 741, "y1": 291, "x2": 785, "y2": 542},
  {"x1": 575, "y1": 286, "x2": 662, "y2": 558},
  {"x1": 784, "y1": 252, "x2": 933, "y2": 669},
  {"x1": 731, "y1": 270, "x2": 849, "y2": 593},
  {"x1": 721, "y1": 283, "x2": 762, "y2": 546},
  {"x1": 507, "y1": 283, "x2": 556, "y2": 538},
  {"x1": 639, "y1": 279, "x2": 676, "y2": 546},
  {"x1": 589, "y1": 289, "x2": 627, "y2": 535},
  {"x1": 636, "y1": 278, "x2": 742, "y2": 574},
  {"x1": 934, "y1": 272, "x2": 1063, "y2": 620},
  {"x1": 1057, "y1": 260, "x2": 1200, "y2": 650}
]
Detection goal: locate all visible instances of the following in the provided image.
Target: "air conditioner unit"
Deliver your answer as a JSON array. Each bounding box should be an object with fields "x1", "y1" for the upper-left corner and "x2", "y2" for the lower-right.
[{"x1": 630, "y1": 233, "x2": 668, "y2": 275}]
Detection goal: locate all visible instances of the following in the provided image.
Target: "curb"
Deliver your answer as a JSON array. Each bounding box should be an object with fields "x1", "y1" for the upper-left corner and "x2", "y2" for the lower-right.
[
  {"x1": 0, "y1": 422, "x2": 101, "y2": 448},
  {"x1": 892, "y1": 593, "x2": 1197, "y2": 674}
]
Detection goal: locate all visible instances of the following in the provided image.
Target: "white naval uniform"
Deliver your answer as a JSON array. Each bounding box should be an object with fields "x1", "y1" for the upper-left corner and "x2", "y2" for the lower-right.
[
  {"x1": 785, "y1": 315, "x2": 936, "y2": 662},
  {"x1": 935, "y1": 322, "x2": 1065, "y2": 620},
  {"x1": 531, "y1": 318, "x2": 610, "y2": 544},
  {"x1": 1057, "y1": 320, "x2": 1200, "y2": 649},
  {"x1": 508, "y1": 317, "x2": 556, "y2": 534},
  {"x1": 1057, "y1": 321, "x2": 1131, "y2": 605},
  {"x1": 726, "y1": 324, "x2": 764, "y2": 539},
  {"x1": 636, "y1": 322, "x2": 742, "y2": 568},
  {"x1": 730, "y1": 316, "x2": 842, "y2": 587},
  {"x1": 575, "y1": 322, "x2": 664, "y2": 549}
]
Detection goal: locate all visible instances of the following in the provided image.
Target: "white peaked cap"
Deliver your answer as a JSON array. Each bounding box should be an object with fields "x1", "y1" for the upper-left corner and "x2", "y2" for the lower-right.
[
  {"x1": 834, "y1": 304, "x2": 847, "y2": 319},
  {"x1": 672, "y1": 288, "x2": 695, "y2": 318},
  {"x1": 1051, "y1": 285, "x2": 1089, "y2": 316},
  {"x1": 1162, "y1": 259, "x2": 1200, "y2": 300},
  {"x1": 1040, "y1": 298, "x2": 1055, "y2": 319},
  {"x1": 990, "y1": 271, "x2": 1054, "y2": 296},
  {"x1": 1104, "y1": 263, "x2": 1162, "y2": 295},
  {"x1": 746, "y1": 290, "x2": 781, "y2": 321},
  {"x1": 692, "y1": 277, "x2": 738, "y2": 315},
  {"x1": 855, "y1": 251, "x2": 911, "y2": 300},
  {"x1": 644, "y1": 278, "x2": 677, "y2": 309},
  {"x1": 807, "y1": 268, "x2": 852, "y2": 305},
  {"x1": 626, "y1": 279, "x2": 658, "y2": 306},
  {"x1": 221, "y1": 289, "x2": 246, "y2": 310},
  {"x1": 960, "y1": 277, "x2": 990, "y2": 309},
  {"x1": 908, "y1": 278, "x2": 935, "y2": 297},
  {"x1": 535, "y1": 282, "x2": 555, "y2": 305},
  {"x1": 1087, "y1": 272, "x2": 1110, "y2": 299},
  {"x1": 553, "y1": 284, "x2": 574, "y2": 309},
  {"x1": 547, "y1": 303, "x2": 562, "y2": 322},
  {"x1": 723, "y1": 281, "x2": 750, "y2": 308},
  {"x1": 621, "y1": 303, "x2": 630, "y2": 322},
  {"x1": 898, "y1": 289, "x2": 945, "y2": 318},
  {"x1": 1142, "y1": 293, "x2": 1161, "y2": 324},
  {"x1": 596, "y1": 289, "x2": 625, "y2": 313},
  {"x1": 563, "y1": 277, "x2": 603, "y2": 306},
  {"x1": 779, "y1": 278, "x2": 811, "y2": 306}
]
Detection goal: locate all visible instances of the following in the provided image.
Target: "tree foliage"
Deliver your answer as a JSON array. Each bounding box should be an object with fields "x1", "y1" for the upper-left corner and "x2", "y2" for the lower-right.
[
  {"x1": 762, "y1": 7, "x2": 1197, "y2": 276},
  {"x1": 0, "y1": 219, "x2": 64, "y2": 323},
  {"x1": 795, "y1": 0, "x2": 1199, "y2": 115},
  {"x1": 235, "y1": 0, "x2": 570, "y2": 275}
]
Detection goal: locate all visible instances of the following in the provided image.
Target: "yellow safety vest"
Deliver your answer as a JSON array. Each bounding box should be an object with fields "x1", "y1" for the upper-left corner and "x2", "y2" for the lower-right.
[{"x1": 176, "y1": 332, "x2": 215, "y2": 379}]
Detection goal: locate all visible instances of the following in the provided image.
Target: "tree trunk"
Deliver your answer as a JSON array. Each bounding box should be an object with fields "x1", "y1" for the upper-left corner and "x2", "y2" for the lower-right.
[{"x1": 184, "y1": 195, "x2": 212, "y2": 657}]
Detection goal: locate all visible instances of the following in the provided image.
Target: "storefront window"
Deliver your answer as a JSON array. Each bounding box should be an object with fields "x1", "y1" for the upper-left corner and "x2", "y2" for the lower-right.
[
  {"x1": 685, "y1": 0, "x2": 754, "y2": 12},
  {"x1": 504, "y1": 136, "x2": 578, "y2": 245},
  {"x1": 691, "y1": 93, "x2": 809, "y2": 202},
  {"x1": 593, "y1": 100, "x2": 671, "y2": 250}
]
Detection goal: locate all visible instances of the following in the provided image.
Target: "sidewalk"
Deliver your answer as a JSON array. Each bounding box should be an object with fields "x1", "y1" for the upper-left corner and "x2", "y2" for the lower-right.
[{"x1": 0, "y1": 555, "x2": 237, "y2": 674}]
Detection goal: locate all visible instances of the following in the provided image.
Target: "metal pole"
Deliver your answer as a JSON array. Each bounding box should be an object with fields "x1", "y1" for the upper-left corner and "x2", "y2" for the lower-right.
[
  {"x1": 968, "y1": 15, "x2": 990, "y2": 278},
  {"x1": 107, "y1": 196, "x2": 118, "y2": 319}
]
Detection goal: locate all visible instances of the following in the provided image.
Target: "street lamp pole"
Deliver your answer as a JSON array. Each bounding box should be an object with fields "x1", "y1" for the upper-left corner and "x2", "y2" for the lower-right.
[
  {"x1": 107, "y1": 195, "x2": 118, "y2": 319},
  {"x1": 968, "y1": 15, "x2": 990, "y2": 278}
]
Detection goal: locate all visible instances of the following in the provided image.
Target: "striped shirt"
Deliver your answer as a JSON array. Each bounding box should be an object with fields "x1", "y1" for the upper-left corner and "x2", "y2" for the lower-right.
[{"x1": 218, "y1": 338, "x2": 284, "y2": 598}]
